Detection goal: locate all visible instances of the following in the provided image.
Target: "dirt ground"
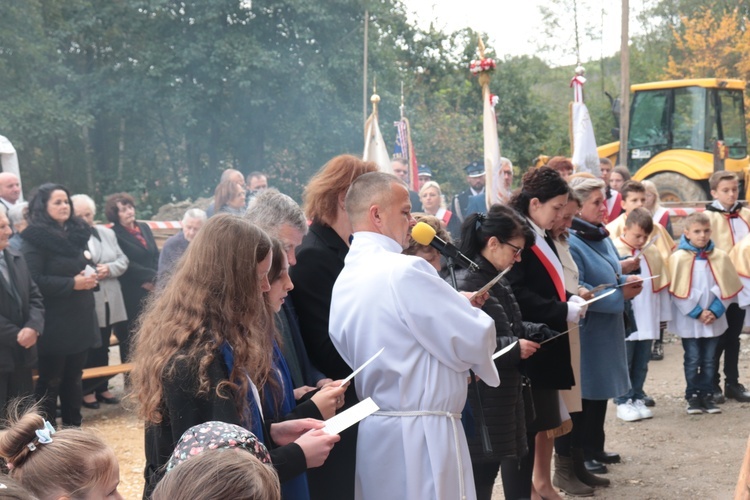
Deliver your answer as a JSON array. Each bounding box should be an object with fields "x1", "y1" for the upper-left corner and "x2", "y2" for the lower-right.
[{"x1": 85, "y1": 332, "x2": 750, "y2": 499}]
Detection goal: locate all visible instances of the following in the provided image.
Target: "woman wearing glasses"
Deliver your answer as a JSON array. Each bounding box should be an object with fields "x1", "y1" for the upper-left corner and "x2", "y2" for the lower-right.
[{"x1": 453, "y1": 204, "x2": 546, "y2": 500}]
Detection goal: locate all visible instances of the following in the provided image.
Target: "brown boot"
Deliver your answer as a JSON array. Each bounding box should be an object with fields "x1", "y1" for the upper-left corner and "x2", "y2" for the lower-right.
[
  {"x1": 553, "y1": 454, "x2": 594, "y2": 496},
  {"x1": 572, "y1": 448, "x2": 610, "y2": 487}
]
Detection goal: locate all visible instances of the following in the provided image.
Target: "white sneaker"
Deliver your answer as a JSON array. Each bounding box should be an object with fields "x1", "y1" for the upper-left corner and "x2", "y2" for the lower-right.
[
  {"x1": 633, "y1": 399, "x2": 654, "y2": 419},
  {"x1": 616, "y1": 400, "x2": 642, "y2": 422}
]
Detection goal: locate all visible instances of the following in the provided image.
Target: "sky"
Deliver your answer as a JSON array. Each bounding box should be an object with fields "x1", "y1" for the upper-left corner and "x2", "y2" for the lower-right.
[{"x1": 401, "y1": 0, "x2": 648, "y2": 67}]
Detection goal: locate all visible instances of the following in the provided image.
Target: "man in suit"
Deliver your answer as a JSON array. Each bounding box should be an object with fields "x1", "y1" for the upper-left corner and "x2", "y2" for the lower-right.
[
  {"x1": 0, "y1": 210, "x2": 43, "y2": 413},
  {"x1": 391, "y1": 158, "x2": 422, "y2": 212},
  {"x1": 451, "y1": 161, "x2": 485, "y2": 223}
]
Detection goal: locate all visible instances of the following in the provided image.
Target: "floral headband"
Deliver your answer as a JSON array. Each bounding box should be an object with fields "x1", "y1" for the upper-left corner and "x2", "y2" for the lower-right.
[{"x1": 166, "y1": 421, "x2": 271, "y2": 472}]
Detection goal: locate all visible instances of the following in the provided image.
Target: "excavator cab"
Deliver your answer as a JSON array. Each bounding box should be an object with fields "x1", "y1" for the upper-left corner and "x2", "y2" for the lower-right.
[
  {"x1": 628, "y1": 84, "x2": 747, "y2": 171},
  {"x1": 598, "y1": 79, "x2": 750, "y2": 201}
]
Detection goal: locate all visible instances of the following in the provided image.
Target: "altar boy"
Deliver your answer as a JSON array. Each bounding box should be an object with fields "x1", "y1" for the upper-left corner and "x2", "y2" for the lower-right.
[
  {"x1": 612, "y1": 208, "x2": 671, "y2": 422},
  {"x1": 668, "y1": 212, "x2": 742, "y2": 415},
  {"x1": 704, "y1": 171, "x2": 750, "y2": 402}
]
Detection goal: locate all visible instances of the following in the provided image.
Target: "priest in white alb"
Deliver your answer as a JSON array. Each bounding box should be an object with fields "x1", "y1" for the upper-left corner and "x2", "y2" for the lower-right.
[{"x1": 329, "y1": 172, "x2": 500, "y2": 500}]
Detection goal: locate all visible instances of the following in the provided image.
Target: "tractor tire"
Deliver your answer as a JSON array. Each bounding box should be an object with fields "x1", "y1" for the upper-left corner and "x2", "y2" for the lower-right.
[{"x1": 647, "y1": 172, "x2": 708, "y2": 203}]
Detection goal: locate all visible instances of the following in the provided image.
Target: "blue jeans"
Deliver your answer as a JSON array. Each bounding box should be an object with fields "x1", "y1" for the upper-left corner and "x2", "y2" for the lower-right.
[
  {"x1": 682, "y1": 337, "x2": 721, "y2": 399},
  {"x1": 614, "y1": 339, "x2": 653, "y2": 404}
]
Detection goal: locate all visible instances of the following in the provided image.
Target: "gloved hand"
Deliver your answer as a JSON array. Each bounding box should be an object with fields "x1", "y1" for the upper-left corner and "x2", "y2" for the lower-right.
[
  {"x1": 567, "y1": 295, "x2": 587, "y2": 321},
  {"x1": 524, "y1": 322, "x2": 561, "y2": 343}
]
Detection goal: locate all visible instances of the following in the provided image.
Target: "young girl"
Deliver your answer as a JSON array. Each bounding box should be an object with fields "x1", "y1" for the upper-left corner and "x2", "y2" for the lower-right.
[
  {"x1": 129, "y1": 215, "x2": 339, "y2": 497},
  {"x1": 153, "y1": 448, "x2": 280, "y2": 500},
  {"x1": 0, "y1": 405, "x2": 122, "y2": 499}
]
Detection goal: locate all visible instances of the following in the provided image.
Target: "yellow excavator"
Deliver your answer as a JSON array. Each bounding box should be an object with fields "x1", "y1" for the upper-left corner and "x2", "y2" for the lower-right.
[{"x1": 598, "y1": 78, "x2": 750, "y2": 201}]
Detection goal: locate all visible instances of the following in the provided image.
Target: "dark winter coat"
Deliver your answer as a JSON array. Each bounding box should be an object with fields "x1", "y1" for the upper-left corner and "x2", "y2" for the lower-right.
[
  {"x1": 455, "y1": 255, "x2": 528, "y2": 462},
  {"x1": 112, "y1": 222, "x2": 159, "y2": 323},
  {"x1": 21, "y1": 221, "x2": 97, "y2": 356},
  {"x1": 0, "y1": 248, "x2": 44, "y2": 371}
]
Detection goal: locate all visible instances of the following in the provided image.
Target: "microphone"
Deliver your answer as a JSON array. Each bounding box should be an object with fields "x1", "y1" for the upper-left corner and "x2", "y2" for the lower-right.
[{"x1": 411, "y1": 222, "x2": 479, "y2": 271}]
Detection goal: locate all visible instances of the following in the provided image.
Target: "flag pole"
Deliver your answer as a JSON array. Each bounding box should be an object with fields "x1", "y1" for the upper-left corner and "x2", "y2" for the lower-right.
[{"x1": 363, "y1": 10, "x2": 369, "y2": 125}]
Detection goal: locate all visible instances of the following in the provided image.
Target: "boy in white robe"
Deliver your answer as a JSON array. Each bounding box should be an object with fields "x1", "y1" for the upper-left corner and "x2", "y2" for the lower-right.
[
  {"x1": 612, "y1": 209, "x2": 671, "y2": 422},
  {"x1": 668, "y1": 213, "x2": 742, "y2": 415},
  {"x1": 329, "y1": 172, "x2": 499, "y2": 500}
]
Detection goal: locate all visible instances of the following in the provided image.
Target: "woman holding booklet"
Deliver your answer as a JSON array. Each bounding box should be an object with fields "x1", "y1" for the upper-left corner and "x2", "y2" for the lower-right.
[
  {"x1": 455, "y1": 204, "x2": 564, "y2": 500},
  {"x1": 129, "y1": 215, "x2": 340, "y2": 498},
  {"x1": 567, "y1": 176, "x2": 643, "y2": 479}
]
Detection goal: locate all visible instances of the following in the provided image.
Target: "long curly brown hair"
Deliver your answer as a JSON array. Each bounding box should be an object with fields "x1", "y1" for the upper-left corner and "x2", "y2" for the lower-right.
[{"x1": 129, "y1": 214, "x2": 273, "y2": 425}]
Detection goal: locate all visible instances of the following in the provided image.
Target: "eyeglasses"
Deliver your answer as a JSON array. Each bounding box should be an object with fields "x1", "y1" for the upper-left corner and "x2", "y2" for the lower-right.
[{"x1": 503, "y1": 241, "x2": 523, "y2": 258}]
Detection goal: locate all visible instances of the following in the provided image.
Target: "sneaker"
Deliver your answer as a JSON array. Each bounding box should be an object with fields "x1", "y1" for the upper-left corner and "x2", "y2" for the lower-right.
[
  {"x1": 686, "y1": 395, "x2": 703, "y2": 415},
  {"x1": 702, "y1": 394, "x2": 722, "y2": 414},
  {"x1": 642, "y1": 395, "x2": 656, "y2": 407},
  {"x1": 725, "y1": 383, "x2": 750, "y2": 402},
  {"x1": 616, "y1": 399, "x2": 642, "y2": 422},
  {"x1": 633, "y1": 399, "x2": 653, "y2": 419},
  {"x1": 651, "y1": 341, "x2": 664, "y2": 361}
]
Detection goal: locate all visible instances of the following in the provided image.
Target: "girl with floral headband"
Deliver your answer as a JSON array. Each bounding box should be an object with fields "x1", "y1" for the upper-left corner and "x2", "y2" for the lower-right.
[{"x1": 0, "y1": 404, "x2": 122, "y2": 499}]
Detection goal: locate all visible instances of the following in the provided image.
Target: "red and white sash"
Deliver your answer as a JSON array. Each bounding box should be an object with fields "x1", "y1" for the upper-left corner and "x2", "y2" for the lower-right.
[
  {"x1": 652, "y1": 206, "x2": 670, "y2": 229},
  {"x1": 530, "y1": 232, "x2": 566, "y2": 301}
]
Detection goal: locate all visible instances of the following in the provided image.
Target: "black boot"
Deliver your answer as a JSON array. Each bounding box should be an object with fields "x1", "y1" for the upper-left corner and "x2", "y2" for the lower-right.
[{"x1": 572, "y1": 448, "x2": 610, "y2": 487}]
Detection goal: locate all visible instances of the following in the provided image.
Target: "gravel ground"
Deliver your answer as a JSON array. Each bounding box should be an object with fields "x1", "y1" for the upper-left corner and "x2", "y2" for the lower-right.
[{"x1": 83, "y1": 334, "x2": 750, "y2": 499}]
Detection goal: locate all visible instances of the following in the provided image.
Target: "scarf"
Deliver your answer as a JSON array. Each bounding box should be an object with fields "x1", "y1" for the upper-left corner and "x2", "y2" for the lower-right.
[{"x1": 570, "y1": 217, "x2": 610, "y2": 241}]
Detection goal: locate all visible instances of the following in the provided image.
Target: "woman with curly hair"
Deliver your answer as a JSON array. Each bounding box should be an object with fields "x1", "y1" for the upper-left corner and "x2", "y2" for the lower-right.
[
  {"x1": 130, "y1": 214, "x2": 339, "y2": 498},
  {"x1": 20, "y1": 183, "x2": 98, "y2": 427}
]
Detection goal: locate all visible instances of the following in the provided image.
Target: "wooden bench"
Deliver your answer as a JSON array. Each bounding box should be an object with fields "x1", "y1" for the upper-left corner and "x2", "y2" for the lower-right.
[{"x1": 32, "y1": 362, "x2": 133, "y2": 381}]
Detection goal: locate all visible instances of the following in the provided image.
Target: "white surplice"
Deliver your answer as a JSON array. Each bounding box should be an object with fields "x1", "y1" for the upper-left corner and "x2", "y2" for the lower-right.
[
  {"x1": 669, "y1": 261, "x2": 730, "y2": 339},
  {"x1": 628, "y1": 253, "x2": 671, "y2": 341},
  {"x1": 329, "y1": 232, "x2": 499, "y2": 500}
]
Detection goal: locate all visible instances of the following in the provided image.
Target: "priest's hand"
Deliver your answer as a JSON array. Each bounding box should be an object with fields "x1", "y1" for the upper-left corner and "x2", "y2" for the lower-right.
[
  {"x1": 269, "y1": 418, "x2": 324, "y2": 446},
  {"x1": 311, "y1": 381, "x2": 348, "y2": 419},
  {"x1": 296, "y1": 429, "x2": 340, "y2": 468},
  {"x1": 460, "y1": 291, "x2": 488, "y2": 308}
]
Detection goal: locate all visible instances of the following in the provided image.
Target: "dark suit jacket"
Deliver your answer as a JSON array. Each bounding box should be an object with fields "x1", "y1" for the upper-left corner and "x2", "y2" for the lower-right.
[
  {"x1": 288, "y1": 221, "x2": 359, "y2": 500},
  {"x1": 0, "y1": 248, "x2": 43, "y2": 371},
  {"x1": 409, "y1": 190, "x2": 422, "y2": 212},
  {"x1": 289, "y1": 222, "x2": 350, "y2": 380},
  {"x1": 451, "y1": 188, "x2": 482, "y2": 223},
  {"x1": 112, "y1": 222, "x2": 159, "y2": 320},
  {"x1": 506, "y1": 242, "x2": 574, "y2": 390}
]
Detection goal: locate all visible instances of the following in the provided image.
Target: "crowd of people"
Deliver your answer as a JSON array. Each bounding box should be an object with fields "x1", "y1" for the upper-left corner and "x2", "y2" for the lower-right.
[{"x1": 0, "y1": 152, "x2": 748, "y2": 500}]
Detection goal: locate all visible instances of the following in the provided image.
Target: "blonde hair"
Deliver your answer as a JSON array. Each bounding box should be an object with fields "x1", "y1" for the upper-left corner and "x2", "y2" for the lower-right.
[
  {"x1": 641, "y1": 180, "x2": 662, "y2": 213},
  {"x1": 0, "y1": 403, "x2": 118, "y2": 499},
  {"x1": 152, "y1": 448, "x2": 280, "y2": 500},
  {"x1": 129, "y1": 215, "x2": 273, "y2": 425},
  {"x1": 418, "y1": 181, "x2": 446, "y2": 210}
]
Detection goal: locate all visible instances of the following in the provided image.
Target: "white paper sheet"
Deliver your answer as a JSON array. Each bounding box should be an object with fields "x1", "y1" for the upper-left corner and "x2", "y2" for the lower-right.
[
  {"x1": 323, "y1": 397, "x2": 380, "y2": 435},
  {"x1": 492, "y1": 340, "x2": 518, "y2": 360},
  {"x1": 340, "y1": 347, "x2": 384, "y2": 386}
]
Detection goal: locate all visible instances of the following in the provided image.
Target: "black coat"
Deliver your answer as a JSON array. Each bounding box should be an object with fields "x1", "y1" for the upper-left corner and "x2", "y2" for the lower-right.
[
  {"x1": 506, "y1": 242, "x2": 574, "y2": 390},
  {"x1": 20, "y1": 222, "x2": 97, "y2": 356},
  {"x1": 144, "y1": 351, "x2": 313, "y2": 498},
  {"x1": 112, "y1": 222, "x2": 159, "y2": 321},
  {"x1": 289, "y1": 222, "x2": 350, "y2": 380},
  {"x1": 0, "y1": 248, "x2": 44, "y2": 371},
  {"x1": 288, "y1": 221, "x2": 358, "y2": 500},
  {"x1": 455, "y1": 255, "x2": 528, "y2": 462}
]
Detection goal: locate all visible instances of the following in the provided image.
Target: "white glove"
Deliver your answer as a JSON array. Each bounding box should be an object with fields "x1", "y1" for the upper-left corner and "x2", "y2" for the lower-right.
[{"x1": 567, "y1": 295, "x2": 588, "y2": 321}]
